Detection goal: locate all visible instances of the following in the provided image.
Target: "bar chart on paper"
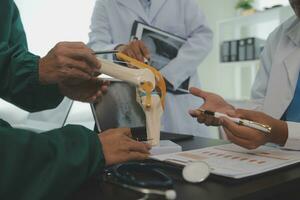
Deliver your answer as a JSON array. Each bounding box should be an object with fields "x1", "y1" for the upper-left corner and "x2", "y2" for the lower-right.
[{"x1": 152, "y1": 144, "x2": 300, "y2": 179}]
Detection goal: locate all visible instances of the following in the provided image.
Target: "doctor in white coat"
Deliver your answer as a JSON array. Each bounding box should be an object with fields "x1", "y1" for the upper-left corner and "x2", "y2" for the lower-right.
[
  {"x1": 189, "y1": 0, "x2": 300, "y2": 150},
  {"x1": 88, "y1": 0, "x2": 213, "y2": 136}
]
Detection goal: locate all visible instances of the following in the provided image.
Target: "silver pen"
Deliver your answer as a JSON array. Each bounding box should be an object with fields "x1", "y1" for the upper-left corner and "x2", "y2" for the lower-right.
[{"x1": 200, "y1": 109, "x2": 272, "y2": 134}]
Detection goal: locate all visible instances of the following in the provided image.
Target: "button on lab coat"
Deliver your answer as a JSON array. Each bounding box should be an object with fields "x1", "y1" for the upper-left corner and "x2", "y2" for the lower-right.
[
  {"x1": 88, "y1": 0, "x2": 213, "y2": 136},
  {"x1": 247, "y1": 16, "x2": 300, "y2": 150}
]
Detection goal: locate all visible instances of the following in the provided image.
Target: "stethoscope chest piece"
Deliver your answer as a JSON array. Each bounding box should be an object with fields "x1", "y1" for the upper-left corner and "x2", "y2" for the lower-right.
[{"x1": 182, "y1": 162, "x2": 211, "y2": 183}]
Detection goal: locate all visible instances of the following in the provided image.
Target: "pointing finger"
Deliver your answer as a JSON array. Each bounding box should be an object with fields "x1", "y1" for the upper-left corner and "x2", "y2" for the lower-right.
[
  {"x1": 189, "y1": 87, "x2": 210, "y2": 100},
  {"x1": 189, "y1": 109, "x2": 201, "y2": 118}
]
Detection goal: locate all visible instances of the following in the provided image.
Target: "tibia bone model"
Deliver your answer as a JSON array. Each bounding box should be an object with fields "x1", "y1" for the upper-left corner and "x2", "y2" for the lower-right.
[
  {"x1": 137, "y1": 93, "x2": 163, "y2": 146},
  {"x1": 97, "y1": 57, "x2": 164, "y2": 146}
]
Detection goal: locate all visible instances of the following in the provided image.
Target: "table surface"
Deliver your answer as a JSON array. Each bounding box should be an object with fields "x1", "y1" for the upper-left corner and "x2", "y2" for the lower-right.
[{"x1": 70, "y1": 137, "x2": 300, "y2": 200}]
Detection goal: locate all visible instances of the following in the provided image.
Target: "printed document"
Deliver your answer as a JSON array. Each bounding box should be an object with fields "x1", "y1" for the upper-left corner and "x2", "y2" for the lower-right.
[{"x1": 151, "y1": 144, "x2": 300, "y2": 179}]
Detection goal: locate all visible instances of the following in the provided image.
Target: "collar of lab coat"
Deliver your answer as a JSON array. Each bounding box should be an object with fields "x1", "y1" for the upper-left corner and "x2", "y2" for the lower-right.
[
  {"x1": 263, "y1": 17, "x2": 300, "y2": 119},
  {"x1": 286, "y1": 16, "x2": 300, "y2": 47},
  {"x1": 116, "y1": 0, "x2": 168, "y2": 23},
  {"x1": 284, "y1": 16, "x2": 300, "y2": 91},
  {"x1": 278, "y1": 17, "x2": 300, "y2": 118}
]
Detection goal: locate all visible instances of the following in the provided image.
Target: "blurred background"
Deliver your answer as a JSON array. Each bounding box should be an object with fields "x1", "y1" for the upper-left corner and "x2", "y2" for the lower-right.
[{"x1": 1, "y1": 0, "x2": 293, "y2": 138}]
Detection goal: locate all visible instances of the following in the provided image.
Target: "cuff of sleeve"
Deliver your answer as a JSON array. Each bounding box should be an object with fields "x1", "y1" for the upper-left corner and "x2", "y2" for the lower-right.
[
  {"x1": 160, "y1": 69, "x2": 181, "y2": 90},
  {"x1": 160, "y1": 64, "x2": 191, "y2": 90},
  {"x1": 282, "y1": 122, "x2": 300, "y2": 150},
  {"x1": 90, "y1": 131, "x2": 106, "y2": 173},
  {"x1": 11, "y1": 52, "x2": 64, "y2": 111},
  {"x1": 59, "y1": 125, "x2": 106, "y2": 175},
  {"x1": 43, "y1": 125, "x2": 106, "y2": 177},
  {"x1": 31, "y1": 56, "x2": 64, "y2": 101}
]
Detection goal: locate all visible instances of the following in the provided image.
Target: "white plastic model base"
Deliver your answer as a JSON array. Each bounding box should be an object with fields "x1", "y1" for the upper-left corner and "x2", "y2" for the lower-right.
[{"x1": 150, "y1": 140, "x2": 182, "y2": 155}]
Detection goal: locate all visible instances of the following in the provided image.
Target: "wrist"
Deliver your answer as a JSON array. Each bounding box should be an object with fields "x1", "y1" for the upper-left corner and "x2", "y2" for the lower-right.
[
  {"x1": 39, "y1": 57, "x2": 57, "y2": 85},
  {"x1": 38, "y1": 58, "x2": 49, "y2": 85},
  {"x1": 270, "y1": 120, "x2": 288, "y2": 146}
]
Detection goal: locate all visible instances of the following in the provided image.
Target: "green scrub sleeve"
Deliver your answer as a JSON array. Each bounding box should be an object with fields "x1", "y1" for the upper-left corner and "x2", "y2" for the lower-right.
[
  {"x1": 0, "y1": 122, "x2": 105, "y2": 200},
  {"x1": 0, "y1": 1, "x2": 64, "y2": 112}
]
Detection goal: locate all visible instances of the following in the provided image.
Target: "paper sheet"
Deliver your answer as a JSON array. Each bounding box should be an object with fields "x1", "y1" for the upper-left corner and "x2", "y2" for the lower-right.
[{"x1": 151, "y1": 144, "x2": 300, "y2": 179}]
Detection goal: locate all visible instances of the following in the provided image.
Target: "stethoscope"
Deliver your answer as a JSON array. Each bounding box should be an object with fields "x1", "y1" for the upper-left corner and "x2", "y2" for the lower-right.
[{"x1": 104, "y1": 161, "x2": 211, "y2": 200}]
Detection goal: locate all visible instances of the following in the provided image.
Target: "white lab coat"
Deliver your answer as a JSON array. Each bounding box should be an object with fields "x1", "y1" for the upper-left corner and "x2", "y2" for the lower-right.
[
  {"x1": 88, "y1": 0, "x2": 213, "y2": 136},
  {"x1": 245, "y1": 16, "x2": 300, "y2": 150}
]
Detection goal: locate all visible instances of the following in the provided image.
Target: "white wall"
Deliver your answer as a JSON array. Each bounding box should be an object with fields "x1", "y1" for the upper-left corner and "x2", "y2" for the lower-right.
[{"x1": 14, "y1": 0, "x2": 96, "y2": 56}]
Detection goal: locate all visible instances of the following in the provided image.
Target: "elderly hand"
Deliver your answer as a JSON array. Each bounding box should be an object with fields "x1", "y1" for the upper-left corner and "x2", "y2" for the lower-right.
[
  {"x1": 99, "y1": 128, "x2": 151, "y2": 166},
  {"x1": 59, "y1": 79, "x2": 109, "y2": 103},
  {"x1": 116, "y1": 40, "x2": 150, "y2": 62},
  {"x1": 220, "y1": 109, "x2": 288, "y2": 149},
  {"x1": 39, "y1": 42, "x2": 101, "y2": 85},
  {"x1": 188, "y1": 87, "x2": 235, "y2": 126}
]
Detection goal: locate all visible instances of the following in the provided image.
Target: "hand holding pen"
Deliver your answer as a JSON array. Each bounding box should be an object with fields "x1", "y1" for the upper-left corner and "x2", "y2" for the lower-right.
[
  {"x1": 200, "y1": 109, "x2": 272, "y2": 134},
  {"x1": 219, "y1": 109, "x2": 288, "y2": 150},
  {"x1": 188, "y1": 87, "x2": 271, "y2": 134},
  {"x1": 188, "y1": 87, "x2": 236, "y2": 126},
  {"x1": 188, "y1": 87, "x2": 288, "y2": 149}
]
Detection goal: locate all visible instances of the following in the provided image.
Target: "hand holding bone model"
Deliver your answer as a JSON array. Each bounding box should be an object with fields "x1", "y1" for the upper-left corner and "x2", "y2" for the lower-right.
[{"x1": 96, "y1": 53, "x2": 166, "y2": 146}]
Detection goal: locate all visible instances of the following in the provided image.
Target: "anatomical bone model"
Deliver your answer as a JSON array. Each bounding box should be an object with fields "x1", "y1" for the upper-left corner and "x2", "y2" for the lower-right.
[{"x1": 97, "y1": 53, "x2": 166, "y2": 146}]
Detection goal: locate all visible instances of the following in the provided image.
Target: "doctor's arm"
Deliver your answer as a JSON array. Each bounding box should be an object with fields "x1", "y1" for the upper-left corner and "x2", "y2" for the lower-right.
[
  {"x1": 160, "y1": 0, "x2": 213, "y2": 90},
  {"x1": 87, "y1": 0, "x2": 150, "y2": 62},
  {"x1": 219, "y1": 109, "x2": 288, "y2": 150},
  {"x1": 1, "y1": 3, "x2": 104, "y2": 112},
  {"x1": 0, "y1": 124, "x2": 150, "y2": 199},
  {"x1": 0, "y1": 3, "x2": 62, "y2": 112},
  {"x1": 188, "y1": 89, "x2": 300, "y2": 150},
  {"x1": 220, "y1": 109, "x2": 300, "y2": 150},
  {"x1": 284, "y1": 122, "x2": 300, "y2": 150}
]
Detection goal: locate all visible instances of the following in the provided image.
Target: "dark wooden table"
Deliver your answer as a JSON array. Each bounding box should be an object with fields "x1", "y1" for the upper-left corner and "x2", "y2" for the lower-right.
[{"x1": 70, "y1": 137, "x2": 300, "y2": 200}]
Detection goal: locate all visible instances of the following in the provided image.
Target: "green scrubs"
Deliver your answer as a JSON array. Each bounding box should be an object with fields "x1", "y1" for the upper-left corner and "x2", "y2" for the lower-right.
[{"x1": 0, "y1": 1, "x2": 105, "y2": 199}]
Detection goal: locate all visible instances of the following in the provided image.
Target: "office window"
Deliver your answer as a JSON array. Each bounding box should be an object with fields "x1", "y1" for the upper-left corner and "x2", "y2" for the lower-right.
[{"x1": 14, "y1": 0, "x2": 96, "y2": 56}]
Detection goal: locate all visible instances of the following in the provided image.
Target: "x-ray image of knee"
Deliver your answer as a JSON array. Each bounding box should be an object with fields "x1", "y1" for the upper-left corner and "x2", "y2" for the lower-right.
[{"x1": 142, "y1": 30, "x2": 183, "y2": 70}]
